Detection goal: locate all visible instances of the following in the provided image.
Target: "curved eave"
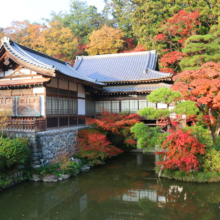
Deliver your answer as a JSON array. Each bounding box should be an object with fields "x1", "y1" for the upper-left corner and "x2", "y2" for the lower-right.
[
  {"x1": 99, "y1": 91, "x2": 151, "y2": 95},
  {"x1": 1, "y1": 37, "x2": 56, "y2": 77},
  {"x1": 102, "y1": 77, "x2": 173, "y2": 84},
  {"x1": 6, "y1": 51, "x2": 56, "y2": 77},
  {"x1": 0, "y1": 78, "x2": 51, "y2": 88}
]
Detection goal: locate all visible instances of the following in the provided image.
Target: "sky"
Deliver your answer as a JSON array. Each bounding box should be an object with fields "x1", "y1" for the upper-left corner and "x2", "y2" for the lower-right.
[{"x1": 0, "y1": 0, "x2": 106, "y2": 28}]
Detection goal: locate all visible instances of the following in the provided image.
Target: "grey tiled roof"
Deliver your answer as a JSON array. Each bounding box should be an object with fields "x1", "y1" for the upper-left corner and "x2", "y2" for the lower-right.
[
  {"x1": 103, "y1": 83, "x2": 171, "y2": 93},
  {"x1": 1, "y1": 37, "x2": 103, "y2": 85},
  {"x1": 74, "y1": 51, "x2": 171, "y2": 83}
]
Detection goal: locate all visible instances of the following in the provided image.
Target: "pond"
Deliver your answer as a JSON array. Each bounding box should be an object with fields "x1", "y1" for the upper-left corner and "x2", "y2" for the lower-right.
[{"x1": 0, "y1": 153, "x2": 220, "y2": 220}]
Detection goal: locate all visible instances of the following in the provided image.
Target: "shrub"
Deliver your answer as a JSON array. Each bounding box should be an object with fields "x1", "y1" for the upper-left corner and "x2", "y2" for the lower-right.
[
  {"x1": 0, "y1": 137, "x2": 30, "y2": 170},
  {"x1": 157, "y1": 129, "x2": 206, "y2": 172},
  {"x1": 77, "y1": 129, "x2": 123, "y2": 165},
  {"x1": 86, "y1": 111, "x2": 141, "y2": 149},
  {"x1": 203, "y1": 149, "x2": 220, "y2": 173}
]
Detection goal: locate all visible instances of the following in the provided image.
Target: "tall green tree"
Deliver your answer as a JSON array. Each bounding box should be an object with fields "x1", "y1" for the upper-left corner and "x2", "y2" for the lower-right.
[
  {"x1": 103, "y1": 0, "x2": 136, "y2": 38},
  {"x1": 50, "y1": 0, "x2": 105, "y2": 43},
  {"x1": 180, "y1": 25, "x2": 220, "y2": 70},
  {"x1": 132, "y1": 0, "x2": 219, "y2": 50}
]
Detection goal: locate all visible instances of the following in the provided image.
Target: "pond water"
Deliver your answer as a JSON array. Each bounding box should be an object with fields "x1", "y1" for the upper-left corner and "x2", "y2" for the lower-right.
[{"x1": 0, "y1": 153, "x2": 220, "y2": 220}]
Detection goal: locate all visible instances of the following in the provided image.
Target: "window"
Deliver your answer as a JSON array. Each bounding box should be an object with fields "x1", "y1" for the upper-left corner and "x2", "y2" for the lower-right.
[
  {"x1": 103, "y1": 101, "x2": 111, "y2": 112},
  {"x1": 69, "y1": 98, "x2": 77, "y2": 115},
  {"x1": 46, "y1": 97, "x2": 52, "y2": 115},
  {"x1": 58, "y1": 98, "x2": 69, "y2": 114},
  {"x1": 86, "y1": 100, "x2": 95, "y2": 115},
  {"x1": 59, "y1": 89, "x2": 68, "y2": 95},
  {"x1": 96, "y1": 101, "x2": 103, "y2": 113},
  {"x1": 148, "y1": 102, "x2": 156, "y2": 109},
  {"x1": 130, "y1": 100, "x2": 138, "y2": 113},
  {"x1": 121, "y1": 100, "x2": 129, "y2": 112},
  {"x1": 46, "y1": 87, "x2": 58, "y2": 94},
  {"x1": 63, "y1": 98, "x2": 68, "y2": 114},
  {"x1": 59, "y1": 98, "x2": 64, "y2": 114},
  {"x1": 112, "y1": 101, "x2": 119, "y2": 113},
  {"x1": 69, "y1": 90, "x2": 77, "y2": 96},
  {"x1": 52, "y1": 97, "x2": 58, "y2": 114},
  {"x1": 139, "y1": 100, "x2": 147, "y2": 110}
]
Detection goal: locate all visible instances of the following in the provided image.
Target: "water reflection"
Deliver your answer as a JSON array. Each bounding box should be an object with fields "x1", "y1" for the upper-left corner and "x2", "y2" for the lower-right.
[{"x1": 0, "y1": 153, "x2": 220, "y2": 220}]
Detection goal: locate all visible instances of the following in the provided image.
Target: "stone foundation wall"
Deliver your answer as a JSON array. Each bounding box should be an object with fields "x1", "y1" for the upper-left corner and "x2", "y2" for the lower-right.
[{"x1": 14, "y1": 126, "x2": 87, "y2": 168}]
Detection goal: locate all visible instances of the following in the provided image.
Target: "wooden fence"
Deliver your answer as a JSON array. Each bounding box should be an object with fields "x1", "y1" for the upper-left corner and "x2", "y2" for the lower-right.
[{"x1": 2, "y1": 119, "x2": 46, "y2": 132}]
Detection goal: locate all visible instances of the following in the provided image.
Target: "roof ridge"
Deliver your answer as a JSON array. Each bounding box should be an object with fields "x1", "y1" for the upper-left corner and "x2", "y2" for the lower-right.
[
  {"x1": 1, "y1": 37, "x2": 56, "y2": 71},
  {"x1": 1, "y1": 37, "x2": 69, "y2": 66},
  {"x1": 76, "y1": 50, "x2": 157, "y2": 60},
  {"x1": 13, "y1": 42, "x2": 53, "y2": 68},
  {"x1": 147, "y1": 69, "x2": 171, "y2": 76},
  {"x1": 17, "y1": 43, "x2": 68, "y2": 65}
]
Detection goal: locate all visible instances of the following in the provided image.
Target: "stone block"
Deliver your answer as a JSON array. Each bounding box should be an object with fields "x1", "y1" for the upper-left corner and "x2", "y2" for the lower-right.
[
  {"x1": 31, "y1": 174, "x2": 41, "y2": 182},
  {"x1": 42, "y1": 175, "x2": 58, "y2": 182},
  {"x1": 60, "y1": 174, "x2": 71, "y2": 180}
]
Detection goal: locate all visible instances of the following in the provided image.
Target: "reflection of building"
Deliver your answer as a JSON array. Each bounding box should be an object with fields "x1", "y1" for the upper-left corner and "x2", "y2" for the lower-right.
[{"x1": 0, "y1": 37, "x2": 172, "y2": 132}]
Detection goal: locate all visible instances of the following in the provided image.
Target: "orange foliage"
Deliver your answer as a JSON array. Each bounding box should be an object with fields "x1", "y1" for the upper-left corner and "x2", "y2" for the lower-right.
[
  {"x1": 173, "y1": 62, "x2": 220, "y2": 109},
  {"x1": 86, "y1": 25, "x2": 124, "y2": 55},
  {"x1": 157, "y1": 130, "x2": 206, "y2": 172},
  {"x1": 2, "y1": 21, "x2": 78, "y2": 63},
  {"x1": 156, "y1": 10, "x2": 200, "y2": 73},
  {"x1": 77, "y1": 129, "x2": 123, "y2": 165},
  {"x1": 86, "y1": 111, "x2": 141, "y2": 147}
]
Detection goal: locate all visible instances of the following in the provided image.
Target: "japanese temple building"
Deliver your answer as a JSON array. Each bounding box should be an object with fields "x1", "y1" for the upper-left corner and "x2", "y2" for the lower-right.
[{"x1": 0, "y1": 37, "x2": 172, "y2": 132}]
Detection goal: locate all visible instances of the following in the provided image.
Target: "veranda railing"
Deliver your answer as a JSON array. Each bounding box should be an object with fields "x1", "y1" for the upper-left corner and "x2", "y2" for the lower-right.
[{"x1": 2, "y1": 118, "x2": 46, "y2": 132}]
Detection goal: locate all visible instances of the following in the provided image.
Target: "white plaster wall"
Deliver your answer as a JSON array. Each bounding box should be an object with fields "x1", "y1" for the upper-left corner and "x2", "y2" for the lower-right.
[
  {"x1": 33, "y1": 86, "x2": 44, "y2": 94},
  {"x1": 0, "y1": 70, "x2": 4, "y2": 77},
  {"x1": 21, "y1": 68, "x2": 31, "y2": 74},
  {"x1": 157, "y1": 103, "x2": 167, "y2": 109},
  {"x1": 69, "y1": 82, "x2": 77, "y2": 91},
  {"x1": 47, "y1": 78, "x2": 57, "y2": 88},
  {"x1": 78, "y1": 99, "x2": 85, "y2": 115},
  {"x1": 40, "y1": 95, "x2": 45, "y2": 116},
  {"x1": 4, "y1": 69, "x2": 13, "y2": 76},
  {"x1": 12, "y1": 77, "x2": 32, "y2": 80},
  {"x1": 78, "y1": 84, "x2": 85, "y2": 98},
  {"x1": 59, "y1": 79, "x2": 68, "y2": 90}
]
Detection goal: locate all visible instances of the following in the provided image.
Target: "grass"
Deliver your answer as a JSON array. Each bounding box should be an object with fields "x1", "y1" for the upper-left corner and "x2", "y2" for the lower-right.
[{"x1": 161, "y1": 169, "x2": 220, "y2": 183}]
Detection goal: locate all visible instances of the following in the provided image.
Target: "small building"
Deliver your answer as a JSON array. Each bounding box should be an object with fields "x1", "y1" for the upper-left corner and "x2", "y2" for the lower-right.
[{"x1": 0, "y1": 37, "x2": 172, "y2": 132}]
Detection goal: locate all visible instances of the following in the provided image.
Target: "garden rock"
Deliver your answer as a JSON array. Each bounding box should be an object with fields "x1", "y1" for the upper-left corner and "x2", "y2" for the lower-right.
[
  {"x1": 60, "y1": 174, "x2": 71, "y2": 180},
  {"x1": 81, "y1": 165, "x2": 90, "y2": 172},
  {"x1": 42, "y1": 175, "x2": 58, "y2": 182},
  {"x1": 31, "y1": 174, "x2": 41, "y2": 182}
]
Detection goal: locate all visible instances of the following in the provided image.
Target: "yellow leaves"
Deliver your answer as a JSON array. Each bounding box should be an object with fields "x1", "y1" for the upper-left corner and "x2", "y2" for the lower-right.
[
  {"x1": 86, "y1": 25, "x2": 125, "y2": 55},
  {"x1": 2, "y1": 21, "x2": 79, "y2": 63}
]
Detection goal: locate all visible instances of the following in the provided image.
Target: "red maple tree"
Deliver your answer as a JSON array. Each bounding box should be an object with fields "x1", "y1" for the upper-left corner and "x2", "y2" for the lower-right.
[
  {"x1": 172, "y1": 62, "x2": 220, "y2": 139},
  {"x1": 155, "y1": 10, "x2": 200, "y2": 73},
  {"x1": 157, "y1": 129, "x2": 206, "y2": 172},
  {"x1": 77, "y1": 130, "x2": 123, "y2": 165}
]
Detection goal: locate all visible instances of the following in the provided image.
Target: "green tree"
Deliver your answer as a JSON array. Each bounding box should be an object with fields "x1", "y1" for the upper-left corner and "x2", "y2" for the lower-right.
[
  {"x1": 103, "y1": 0, "x2": 136, "y2": 38},
  {"x1": 180, "y1": 25, "x2": 220, "y2": 70},
  {"x1": 132, "y1": 0, "x2": 219, "y2": 50},
  {"x1": 131, "y1": 88, "x2": 199, "y2": 151},
  {"x1": 51, "y1": 0, "x2": 105, "y2": 42}
]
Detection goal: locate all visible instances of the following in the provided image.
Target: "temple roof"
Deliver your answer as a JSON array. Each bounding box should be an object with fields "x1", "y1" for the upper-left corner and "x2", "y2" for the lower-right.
[
  {"x1": 102, "y1": 83, "x2": 171, "y2": 94},
  {"x1": 0, "y1": 78, "x2": 51, "y2": 88},
  {"x1": 73, "y1": 51, "x2": 172, "y2": 83},
  {"x1": 0, "y1": 37, "x2": 103, "y2": 86}
]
